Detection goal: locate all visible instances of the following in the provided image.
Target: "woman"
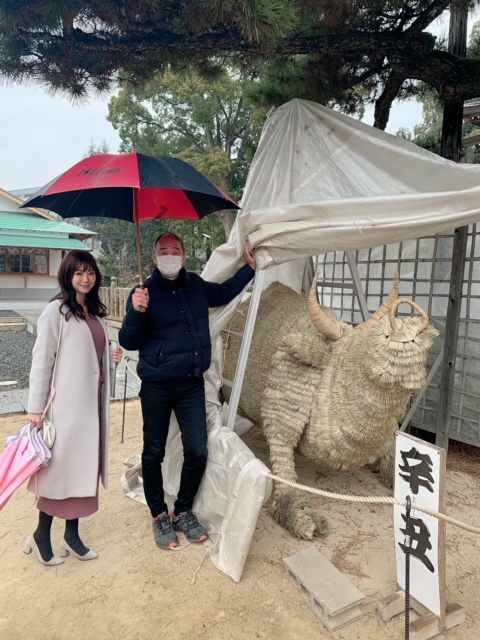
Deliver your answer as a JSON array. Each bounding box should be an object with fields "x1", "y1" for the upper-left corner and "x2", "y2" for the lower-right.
[{"x1": 25, "y1": 250, "x2": 122, "y2": 566}]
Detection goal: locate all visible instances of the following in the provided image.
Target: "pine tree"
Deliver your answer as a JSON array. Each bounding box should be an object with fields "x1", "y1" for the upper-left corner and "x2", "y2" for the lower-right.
[{"x1": 2, "y1": 2, "x2": 480, "y2": 129}]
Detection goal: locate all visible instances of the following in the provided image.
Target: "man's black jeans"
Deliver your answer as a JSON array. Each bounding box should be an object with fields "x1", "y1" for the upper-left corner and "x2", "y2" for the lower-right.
[{"x1": 140, "y1": 378, "x2": 208, "y2": 519}]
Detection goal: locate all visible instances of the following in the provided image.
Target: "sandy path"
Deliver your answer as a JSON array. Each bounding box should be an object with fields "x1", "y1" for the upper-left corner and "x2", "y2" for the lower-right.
[{"x1": 1, "y1": 400, "x2": 479, "y2": 640}]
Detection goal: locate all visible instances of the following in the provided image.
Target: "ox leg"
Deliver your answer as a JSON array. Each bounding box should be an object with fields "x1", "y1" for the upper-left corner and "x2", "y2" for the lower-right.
[
  {"x1": 264, "y1": 418, "x2": 328, "y2": 540},
  {"x1": 271, "y1": 482, "x2": 329, "y2": 540},
  {"x1": 373, "y1": 442, "x2": 395, "y2": 489},
  {"x1": 262, "y1": 350, "x2": 328, "y2": 539}
]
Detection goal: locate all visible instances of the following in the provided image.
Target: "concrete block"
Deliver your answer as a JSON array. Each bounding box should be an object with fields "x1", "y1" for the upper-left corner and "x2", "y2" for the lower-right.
[
  {"x1": 284, "y1": 547, "x2": 366, "y2": 631},
  {"x1": 0, "y1": 289, "x2": 55, "y2": 301},
  {"x1": 0, "y1": 392, "x2": 26, "y2": 415},
  {"x1": 27, "y1": 322, "x2": 37, "y2": 337},
  {"x1": 14, "y1": 389, "x2": 29, "y2": 411}
]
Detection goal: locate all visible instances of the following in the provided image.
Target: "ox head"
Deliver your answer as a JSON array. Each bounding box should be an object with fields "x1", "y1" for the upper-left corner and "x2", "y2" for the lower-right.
[{"x1": 307, "y1": 273, "x2": 439, "y2": 391}]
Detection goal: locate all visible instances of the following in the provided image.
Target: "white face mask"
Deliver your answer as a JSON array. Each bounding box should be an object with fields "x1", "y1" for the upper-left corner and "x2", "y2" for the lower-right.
[{"x1": 155, "y1": 255, "x2": 183, "y2": 278}]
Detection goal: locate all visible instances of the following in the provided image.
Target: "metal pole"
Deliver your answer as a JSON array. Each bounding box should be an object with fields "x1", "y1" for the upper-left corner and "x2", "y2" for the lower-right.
[
  {"x1": 225, "y1": 270, "x2": 265, "y2": 430},
  {"x1": 405, "y1": 495, "x2": 412, "y2": 640},
  {"x1": 346, "y1": 251, "x2": 370, "y2": 320},
  {"x1": 121, "y1": 357, "x2": 129, "y2": 443},
  {"x1": 435, "y1": 0, "x2": 469, "y2": 451}
]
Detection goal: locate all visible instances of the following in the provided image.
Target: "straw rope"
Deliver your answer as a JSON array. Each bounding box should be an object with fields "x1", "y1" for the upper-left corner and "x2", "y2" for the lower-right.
[{"x1": 267, "y1": 473, "x2": 480, "y2": 534}]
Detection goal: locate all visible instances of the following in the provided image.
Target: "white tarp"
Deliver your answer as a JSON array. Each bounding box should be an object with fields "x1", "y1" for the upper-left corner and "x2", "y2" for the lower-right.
[
  {"x1": 124, "y1": 98, "x2": 480, "y2": 582},
  {"x1": 207, "y1": 99, "x2": 480, "y2": 288}
]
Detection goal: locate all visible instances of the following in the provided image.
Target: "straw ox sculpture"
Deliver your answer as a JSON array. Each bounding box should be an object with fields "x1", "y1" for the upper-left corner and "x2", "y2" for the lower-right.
[{"x1": 222, "y1": 274, "x2": 439, "y2": 539}]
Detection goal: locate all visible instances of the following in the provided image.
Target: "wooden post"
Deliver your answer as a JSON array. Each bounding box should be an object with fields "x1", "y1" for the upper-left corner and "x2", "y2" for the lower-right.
[{"x1": 435, "y1": 0, "x2": 468, "y2": 451}]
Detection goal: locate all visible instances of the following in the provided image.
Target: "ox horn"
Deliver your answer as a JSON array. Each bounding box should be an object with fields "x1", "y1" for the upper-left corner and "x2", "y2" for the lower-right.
[
  {"x1": 389, "y1": 298, "x2": 430, "y2": 334},
  {"x1": 308, "y1": 272, "x2": 344, "y2": 341},
  {"x1": 355, "y1": 272, "x2": 400, "y2": 332}
]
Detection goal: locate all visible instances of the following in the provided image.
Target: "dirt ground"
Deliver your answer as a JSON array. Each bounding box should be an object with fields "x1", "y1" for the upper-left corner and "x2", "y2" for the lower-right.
[{"x1": 1, "y1": 399, "x2": 480, "y2": 640}]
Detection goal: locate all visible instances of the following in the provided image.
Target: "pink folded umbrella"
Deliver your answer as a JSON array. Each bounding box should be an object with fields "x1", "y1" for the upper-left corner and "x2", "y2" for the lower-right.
[{"x1": 0, "y1": 423, "x2": 51, "y2": 511}]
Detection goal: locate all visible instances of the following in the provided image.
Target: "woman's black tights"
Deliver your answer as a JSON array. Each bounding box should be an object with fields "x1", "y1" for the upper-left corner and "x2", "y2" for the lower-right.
[
  {"x1": 33, "y1": 512, "x2": 90, "y2": 560},
  {"x1": 33, "y1": 511, "x2": 54, "y2": 562},
  {"x1": 64, "y1": 518, "x2": 89, "y2": 556}
]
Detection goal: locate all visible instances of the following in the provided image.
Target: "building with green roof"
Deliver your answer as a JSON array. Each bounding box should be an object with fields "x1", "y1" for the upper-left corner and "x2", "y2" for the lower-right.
[{"x1": 0, "y1": 188, "x2": 96, "y2": 299}]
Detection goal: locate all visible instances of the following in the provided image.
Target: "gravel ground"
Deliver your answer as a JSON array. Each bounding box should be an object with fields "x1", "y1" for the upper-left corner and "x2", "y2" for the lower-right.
[
  {"x1": 0, "y1": 327, "x2": 141, "y2": 404},
  {"x1": 0, "y1": 308, "x2": 140, "y2": 403},
  {"x1": 0, "y1": 331, "x2": 35, "y2": 389}
]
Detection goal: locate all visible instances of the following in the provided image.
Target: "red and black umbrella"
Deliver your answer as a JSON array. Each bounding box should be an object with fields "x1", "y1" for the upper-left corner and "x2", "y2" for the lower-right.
[{"x1": 21, "y1": 153, "x2": 240, "y2": 281}]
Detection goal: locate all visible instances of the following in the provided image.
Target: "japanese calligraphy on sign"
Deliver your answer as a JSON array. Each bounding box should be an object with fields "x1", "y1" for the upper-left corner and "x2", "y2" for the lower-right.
[{"x1": 394, "y1": 432, "x2": 446, "y2": 618}]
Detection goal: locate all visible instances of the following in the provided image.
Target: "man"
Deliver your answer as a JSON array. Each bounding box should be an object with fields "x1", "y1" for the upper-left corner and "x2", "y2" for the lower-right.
[{"x1": 119, "y1": 232, "x2": 256, "y2": 550}]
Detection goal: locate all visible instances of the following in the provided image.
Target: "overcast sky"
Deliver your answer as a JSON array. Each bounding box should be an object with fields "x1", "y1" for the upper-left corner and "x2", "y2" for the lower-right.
[
  {"x1": 0, "y1": 84, "x2": 123, "y2": 192},
  {"x1": 0, "y1": 82, "x2": 426, "y2": 193}
]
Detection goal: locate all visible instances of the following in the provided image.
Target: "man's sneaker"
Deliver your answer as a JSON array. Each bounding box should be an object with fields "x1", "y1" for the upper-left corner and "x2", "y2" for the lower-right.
[
  {"x1": 152, "y1": 512, "x2": 178, "y2": 550},
  {"x1": 172, "y1": 511, "x2": 208, "y2": 543}
]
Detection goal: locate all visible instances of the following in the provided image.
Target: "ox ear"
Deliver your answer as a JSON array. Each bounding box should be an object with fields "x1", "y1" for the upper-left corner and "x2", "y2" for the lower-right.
[
  {"x1": 308, "y1": 272, "x2": 344, "y2": 340},
  {"x1": 281, "y1": 332, "x2": 330, "y2": 367},
  {"x1": 355, "y1": 272, "x2": 400, "y2": 332}
]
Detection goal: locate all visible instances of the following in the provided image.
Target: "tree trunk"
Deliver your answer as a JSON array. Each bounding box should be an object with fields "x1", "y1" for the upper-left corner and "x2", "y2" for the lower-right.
[{"x1": 217, "y1": 209, "x2": 236, "y2": 240}]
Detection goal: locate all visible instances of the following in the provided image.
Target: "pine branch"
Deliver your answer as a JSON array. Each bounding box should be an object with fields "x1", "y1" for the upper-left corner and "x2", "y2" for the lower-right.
[{"x1": 374, "y1": 71, "x2": 408, "y2": 130}]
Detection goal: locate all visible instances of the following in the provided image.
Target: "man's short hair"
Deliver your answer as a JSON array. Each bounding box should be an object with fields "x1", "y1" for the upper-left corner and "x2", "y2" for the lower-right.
[{"x1": 153, "y1": 232, "x2": 186, "y2": 253}]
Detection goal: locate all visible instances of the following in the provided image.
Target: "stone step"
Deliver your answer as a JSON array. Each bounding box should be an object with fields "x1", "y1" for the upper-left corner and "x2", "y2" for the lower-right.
[
  {"x1": 106, "y1": 317, "x2": 123, "y2": 330},
  {"x1": 284, "y1": 547, "x2": 366, "y2": 631},
  {"x1": 0, "y1": 320, "x2": 27, "y2": 331}
]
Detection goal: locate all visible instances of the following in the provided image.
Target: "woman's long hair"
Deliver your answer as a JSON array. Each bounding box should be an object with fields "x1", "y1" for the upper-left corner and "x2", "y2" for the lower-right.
[{"x1": 51, "y1": 250, "x2": 107, "y2": 320}]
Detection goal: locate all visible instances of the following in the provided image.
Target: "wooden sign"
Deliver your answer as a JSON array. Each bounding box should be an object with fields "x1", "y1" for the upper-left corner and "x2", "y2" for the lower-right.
[
  {"x1": 378, "y1": 432, "x2": 465, "y2": 639},
  {"x1": 394, "y1": 432, "x2": 446, "y2": 618}
]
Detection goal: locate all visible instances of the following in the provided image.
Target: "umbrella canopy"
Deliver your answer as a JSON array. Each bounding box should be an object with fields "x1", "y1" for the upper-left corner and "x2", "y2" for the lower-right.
[
  {"x1": 21, "y1": 153, "x2": 240, "y2": 281},
  {"x1": 0, "y1": 423, "x2": 51, "y2": 511}
]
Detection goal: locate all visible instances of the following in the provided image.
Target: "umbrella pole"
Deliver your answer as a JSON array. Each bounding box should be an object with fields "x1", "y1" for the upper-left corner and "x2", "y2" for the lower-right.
[
  {"x1": 135, "y1": 219, "x2": 144, "y2": 286},
  {"x1": 133, "y1": 190, "x2": 144, "y2": 286}
]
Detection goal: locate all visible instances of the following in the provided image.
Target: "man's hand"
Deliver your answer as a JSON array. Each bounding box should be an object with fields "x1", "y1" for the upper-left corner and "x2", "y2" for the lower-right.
[
  {"x1": 132, "y1": 287, "x2": 149, "y2": 313},
  {"x1": 243, "y1": 248, "x2": 256, "y2": 270}
]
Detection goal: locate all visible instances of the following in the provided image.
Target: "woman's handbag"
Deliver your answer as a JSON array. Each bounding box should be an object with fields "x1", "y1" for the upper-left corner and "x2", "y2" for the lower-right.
[
  {"x1": 42, "y1": 388, "x2": 56, "y2": 449},
  {"x1": 42, "y1": 420, "x2": 55, "y2": 449},
  {"x1": 41, "y1": 314, "x2": 63, "y2": 449}
]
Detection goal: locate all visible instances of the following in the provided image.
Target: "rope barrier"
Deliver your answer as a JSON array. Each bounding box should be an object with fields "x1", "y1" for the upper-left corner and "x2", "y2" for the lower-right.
[
  {"x1": 267, "y1": 473, "x2": 480, "y2": 534},
  {"x1": 118, "y1": 357, "x2": 480, "y2": 536}
]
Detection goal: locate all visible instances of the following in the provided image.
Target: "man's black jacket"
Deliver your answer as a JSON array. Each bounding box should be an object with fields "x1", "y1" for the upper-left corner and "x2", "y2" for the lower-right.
[{"x1": 118, "y1": 265, "x2": 254, "y2": 383}]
